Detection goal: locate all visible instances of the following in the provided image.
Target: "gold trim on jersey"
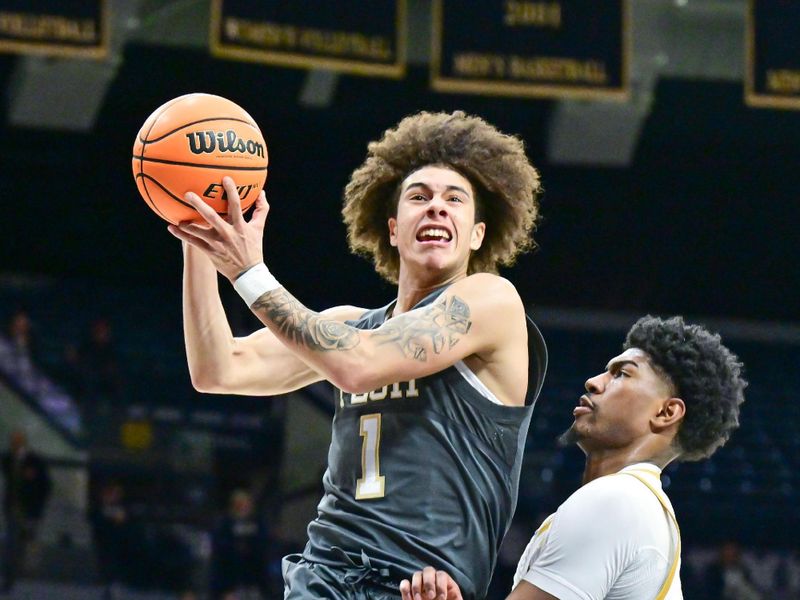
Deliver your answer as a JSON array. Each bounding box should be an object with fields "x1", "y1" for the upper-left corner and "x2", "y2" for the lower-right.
[
  {"x1": 618, "y1": 469, "x2": 681, "y2": 600},
  {"x1": 534, "y1": 514, "x2": 555, "y2": 538},
  {"x1": 530, "y1": 470, "x2": 680, "y2": 599}
]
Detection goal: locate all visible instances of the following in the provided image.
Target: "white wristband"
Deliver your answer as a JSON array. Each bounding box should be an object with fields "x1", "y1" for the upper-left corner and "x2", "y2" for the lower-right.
[{"x1": 233, "y1": 263, "x2": 281, "y2": 307}]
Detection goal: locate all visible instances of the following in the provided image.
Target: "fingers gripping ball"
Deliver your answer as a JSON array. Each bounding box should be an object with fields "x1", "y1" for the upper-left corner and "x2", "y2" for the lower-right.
[{"x1": 132, "y1": 93, "x2": 268, "y2": 225}]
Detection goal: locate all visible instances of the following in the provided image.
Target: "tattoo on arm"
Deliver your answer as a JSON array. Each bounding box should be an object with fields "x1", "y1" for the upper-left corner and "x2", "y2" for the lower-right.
[
  {"x1": 251, "y1": 289, "x2": 360, "y2": 351},
  {"x1": 371, "y1": 295, "x2": 472, "y2": 362}
]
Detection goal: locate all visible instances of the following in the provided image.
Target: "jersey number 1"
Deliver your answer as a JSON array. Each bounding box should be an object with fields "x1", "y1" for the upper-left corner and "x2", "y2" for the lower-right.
[{"x1": 356, "y1": 414, "x2": 385, "y2": 499}]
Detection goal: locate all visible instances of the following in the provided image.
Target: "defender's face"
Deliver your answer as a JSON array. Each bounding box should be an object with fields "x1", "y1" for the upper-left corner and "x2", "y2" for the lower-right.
[
  {"x1": 388, "y1": 166, "x2": 485, "y2": 279},
  {"x1": 570, "y1": 348, "x2": 675, "y2": 453}
]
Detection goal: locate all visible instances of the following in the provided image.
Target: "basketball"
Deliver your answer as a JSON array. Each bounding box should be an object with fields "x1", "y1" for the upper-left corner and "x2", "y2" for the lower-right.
[{"x1": 132, "y1": 93, "x2": 268, "y2": 225}]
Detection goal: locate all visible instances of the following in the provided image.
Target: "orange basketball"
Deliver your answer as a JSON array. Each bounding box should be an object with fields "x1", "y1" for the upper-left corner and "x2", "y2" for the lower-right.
[{"x1": 132, "y1": 93, "x2": 268, "y2": 225}]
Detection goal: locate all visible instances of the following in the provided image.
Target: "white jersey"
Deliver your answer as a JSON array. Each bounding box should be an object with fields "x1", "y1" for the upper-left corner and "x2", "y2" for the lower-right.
[{"x1": 513, "y1": 463, "x2": 682, "y2": 600}]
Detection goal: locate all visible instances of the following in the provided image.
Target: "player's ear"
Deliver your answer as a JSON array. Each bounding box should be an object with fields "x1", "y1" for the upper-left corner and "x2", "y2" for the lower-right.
[
  {"x1": 388, "y1": 217, "x2": 398, "y2": 247},
  {"x1": 469, "y1": 222, "x2": 485, "y2": 251},
  {"x1": 652, "y1": 397, "x2": 685, "y2": 430}
]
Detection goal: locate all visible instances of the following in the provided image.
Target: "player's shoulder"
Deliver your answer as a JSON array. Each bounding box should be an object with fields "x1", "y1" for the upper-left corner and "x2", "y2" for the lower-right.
[
  {"x1": 448, "y1": 275, "x2": 525, "y2": 345},
  {"x1": 320, "y1": 305, "x2": 370, "y2": 321},
  {"x1": 450, "y1": 273, "x2": 523, "y2": 306},
  {"x1": 561, "y1": 473, "x2": 660, "y2": 527}
]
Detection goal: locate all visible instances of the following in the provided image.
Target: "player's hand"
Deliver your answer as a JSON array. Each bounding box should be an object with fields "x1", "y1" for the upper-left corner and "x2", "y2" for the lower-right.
[
  {"x1": 167, "y1": 176, "x2": 269, "y2": 282},
  {"x1": 399, "y1": 566, "x2": 463, "y2": 600}
]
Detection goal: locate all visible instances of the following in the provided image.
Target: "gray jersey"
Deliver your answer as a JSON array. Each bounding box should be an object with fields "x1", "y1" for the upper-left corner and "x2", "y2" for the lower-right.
[{"x1": 302, "y1": 286, "x2": 547, "y2": 600}]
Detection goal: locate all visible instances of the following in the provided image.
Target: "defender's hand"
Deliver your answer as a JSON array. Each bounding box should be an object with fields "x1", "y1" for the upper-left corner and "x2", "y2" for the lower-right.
[
  {"x1": 168, "y1": 176, "x2": 269, "y2": 282},
  {"x1": 400, "y1": 567, "x2": 463, "y2": 600}
]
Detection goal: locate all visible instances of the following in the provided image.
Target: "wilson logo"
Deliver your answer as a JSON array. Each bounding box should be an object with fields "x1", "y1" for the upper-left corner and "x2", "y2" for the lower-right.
[{"x1": 185, "y1": 130, "x2": 265, "y2": 158}]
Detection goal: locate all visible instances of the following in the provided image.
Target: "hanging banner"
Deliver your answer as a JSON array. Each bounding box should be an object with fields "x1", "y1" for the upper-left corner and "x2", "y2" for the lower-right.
[
  {"x1": 0, "y1": 0, "x2": 108, "y2": 59},
  {"x1": 431, "y1": 0, "x2": 630, "y2": 100},
  {"x1": 211, "y1": 0, "x2": 406, "y2": 78},
  {"x1": 746, "y1": 0, "x2": 800, "y2": 110}
]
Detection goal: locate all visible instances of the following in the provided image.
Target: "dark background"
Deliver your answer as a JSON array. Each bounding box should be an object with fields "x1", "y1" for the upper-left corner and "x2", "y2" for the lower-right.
[{"x1": 0, "y1": 44, "x2": 798, "y2": 322}]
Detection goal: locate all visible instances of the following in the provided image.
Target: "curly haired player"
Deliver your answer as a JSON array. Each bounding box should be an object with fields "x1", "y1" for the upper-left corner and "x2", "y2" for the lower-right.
[
  {"x1": 169, "y1": 111, "x2": 547, "y2": 600},
  {"x1": 400, "y1": 315, "x2": 747, "y2": 600}
]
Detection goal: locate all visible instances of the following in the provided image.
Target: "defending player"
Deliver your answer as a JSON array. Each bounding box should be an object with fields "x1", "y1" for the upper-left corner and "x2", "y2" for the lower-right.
[
  {"x1": 400, "y1": 315, "x2": 747, "y2": 600},
  {"x1": 168, "y1": 111, "x2": 547, "y2": 599}
]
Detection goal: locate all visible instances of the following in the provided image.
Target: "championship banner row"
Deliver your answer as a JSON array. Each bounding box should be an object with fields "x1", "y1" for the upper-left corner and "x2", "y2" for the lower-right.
[{"x1": 0, "y1": 1, "x2": 797, "y2": 109}]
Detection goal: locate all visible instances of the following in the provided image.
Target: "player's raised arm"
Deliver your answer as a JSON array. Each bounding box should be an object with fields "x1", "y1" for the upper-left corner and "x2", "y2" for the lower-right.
[
  {"x1": 247, "y1": 273, "x2": 524, "y2": 397},
  {"x1": 179, "y1": 240, "x2": 363, "y2": 396},
  {"x1": 172, "y1": 178, "x2": 527, "y2": 401}
]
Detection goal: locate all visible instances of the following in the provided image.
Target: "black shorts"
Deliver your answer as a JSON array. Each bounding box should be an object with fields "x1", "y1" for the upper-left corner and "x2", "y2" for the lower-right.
[{"x1": 282, "y1": 553, "x2": 400, "y2": 600}]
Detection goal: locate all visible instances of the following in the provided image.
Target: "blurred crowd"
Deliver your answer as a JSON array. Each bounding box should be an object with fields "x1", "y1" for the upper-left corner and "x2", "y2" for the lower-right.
[
  {"x1": 88, "y1": 480, "x2": 273, "y2": 600},
  {"x1": 1, "y1": 430, "x2": 280, "y2": 599},
  {"x1": 1, "y1": 430, "x2": 51, "y2": 595},
  {"x1": 0, "y1": 308, "x2": 283, "y2": 599}
]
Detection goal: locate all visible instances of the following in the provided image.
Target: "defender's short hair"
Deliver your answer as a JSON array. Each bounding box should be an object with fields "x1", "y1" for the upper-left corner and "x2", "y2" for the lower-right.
[{"x1": 624, "y1": 315, "x2": 747, "y2": 461}]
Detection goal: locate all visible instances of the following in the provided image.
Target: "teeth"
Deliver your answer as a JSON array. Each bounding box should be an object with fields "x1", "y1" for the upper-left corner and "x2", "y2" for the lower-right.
[{"x1": 419, "y1": 228, "x2": 451, "y2": 240}]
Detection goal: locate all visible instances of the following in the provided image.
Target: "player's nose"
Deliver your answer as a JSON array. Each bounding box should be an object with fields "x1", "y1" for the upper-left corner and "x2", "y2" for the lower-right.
[
  {"x1": 426, "y1": 195, "x2": 449, "y2": 217},
  {"x1": 585, "y1": 374, "x2": 603, "y2": 394}
]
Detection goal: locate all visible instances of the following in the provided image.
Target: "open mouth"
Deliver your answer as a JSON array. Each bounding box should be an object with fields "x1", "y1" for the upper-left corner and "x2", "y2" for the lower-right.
[{"x1": 416, "y1": 226, "x2": 453, "y2": 243}]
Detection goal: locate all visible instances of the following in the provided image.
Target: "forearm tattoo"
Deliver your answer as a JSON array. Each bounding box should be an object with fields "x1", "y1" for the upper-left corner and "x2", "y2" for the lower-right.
[
  {"x1": 371, "y1": 295, "x2": 472, "y2": 361},
  {"x1": 252, "y1": 289, "x2": 360, "y2": 351}
]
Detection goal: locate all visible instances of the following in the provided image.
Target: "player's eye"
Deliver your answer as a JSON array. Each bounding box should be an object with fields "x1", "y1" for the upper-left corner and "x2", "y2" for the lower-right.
[
  {"x1": 410, "y1": 194, "x2": 428, "y2": 201},
  {"x1": 448, "y1": 195, "x2": 463, "y2": 203}
]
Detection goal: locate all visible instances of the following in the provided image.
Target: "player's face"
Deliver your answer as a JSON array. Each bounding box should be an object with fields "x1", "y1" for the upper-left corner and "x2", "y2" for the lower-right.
[
  {"x1": 567, "y1": 348, "x2": 675, "y2": 453},
  {"x1": 388, "y1": 166, "x2": 485, "y2": 280}
]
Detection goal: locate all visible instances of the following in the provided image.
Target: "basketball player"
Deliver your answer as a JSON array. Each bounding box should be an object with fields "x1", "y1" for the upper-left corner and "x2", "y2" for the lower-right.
[
  {"x1": 399, "y1": 315, "x2": 746, "y2": 600},
  {"x1": 168, "y1": 111, "x2": 547, "y2": 599}
]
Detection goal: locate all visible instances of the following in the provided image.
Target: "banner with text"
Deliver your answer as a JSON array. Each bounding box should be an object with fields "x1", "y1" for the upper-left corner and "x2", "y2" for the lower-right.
[
  {"x1": 432, "y1": 0, "x2": 629, "y2": 100},
  {"x1": 746, "y1": 0, "x2": 800, "y2": 110},
  {"x1": 0, "y1": 0, "x2": 108, "y2": 59},
  {"x1": 211, "y1": 0, "x2": 406, "y2": 78}
]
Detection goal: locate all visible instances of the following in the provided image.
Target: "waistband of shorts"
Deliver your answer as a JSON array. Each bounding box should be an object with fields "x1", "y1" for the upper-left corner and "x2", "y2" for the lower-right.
[{"x1": 298, "y1": 547, "x2": 402, "y2": 590}]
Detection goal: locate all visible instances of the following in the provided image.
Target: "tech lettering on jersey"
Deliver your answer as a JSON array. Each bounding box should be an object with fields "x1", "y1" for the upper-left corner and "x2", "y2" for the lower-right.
[{"x1": 339, "y1": 379, "x2": 420, "y2": 408}]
